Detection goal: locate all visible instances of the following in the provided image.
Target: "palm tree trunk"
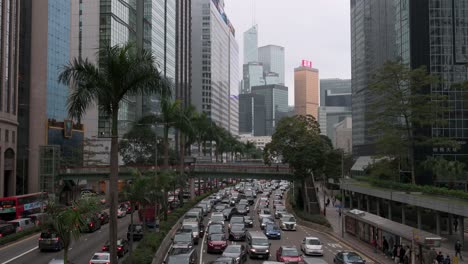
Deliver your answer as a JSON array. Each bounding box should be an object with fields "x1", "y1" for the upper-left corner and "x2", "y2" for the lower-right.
[
  {"x1": 179, "y1": 133, "x2": 186, "y2": 176},
  {"x1": 109, "y1": 109, "x2": 120, "y2": 264},
  {"x1": 164, "y1": 125, "x2": 169, "y2": 169},
  {"x1": 63, "y1": 247, "x2": 69, "y2": 264}
]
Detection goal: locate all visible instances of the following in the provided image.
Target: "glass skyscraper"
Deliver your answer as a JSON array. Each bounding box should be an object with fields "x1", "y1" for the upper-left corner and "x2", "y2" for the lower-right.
[
  {"x1": 258, "y1": 45, "x2": 285, "y2": 85},
  {"x1": 241, "y1": 62, "x2": 265, "y2": 94},
  {"x1": 252, "y1": 84, "x2": 288, "y2": 136},
  {"x1": 243, "y1": 25, "x2": 258, "y2": 64}
]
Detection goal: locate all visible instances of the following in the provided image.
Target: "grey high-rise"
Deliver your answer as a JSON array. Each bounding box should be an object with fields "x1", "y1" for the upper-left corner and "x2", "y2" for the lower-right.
[
  {"x1": 252, "y1": 85, "x2": 289, "y2": 136},
  {"x1": 192, "y1": 0, "x2": 239, "y2": 135},
  {"x1": 258, "y1": 45, "x2": 285, "y2": 85},
  {"x1": 351, "y1": 0, "x2": 395, "y2": 156}
]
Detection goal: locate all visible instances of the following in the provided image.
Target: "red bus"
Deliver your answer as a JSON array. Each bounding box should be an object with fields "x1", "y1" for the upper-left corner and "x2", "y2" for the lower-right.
[{"x1": 0, "y1": 192, "x2": 48, "y2": 221}]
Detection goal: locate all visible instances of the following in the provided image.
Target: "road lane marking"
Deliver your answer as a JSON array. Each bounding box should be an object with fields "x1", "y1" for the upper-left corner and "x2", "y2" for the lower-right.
[
  {"x1": 200, "y1": 231, "x2": 207, "y2": 264},
  {"x1": 0, "y1": 233, "x2": 40, "y2": 251},
  {"x1": 1, "y1": 246, "x2": 38, "y2": 264}
]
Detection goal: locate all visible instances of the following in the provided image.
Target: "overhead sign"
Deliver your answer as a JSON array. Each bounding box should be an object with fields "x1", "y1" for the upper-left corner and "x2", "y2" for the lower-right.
[{"x1": 302, "y1": 60, "x2": 313, "y2": 68}]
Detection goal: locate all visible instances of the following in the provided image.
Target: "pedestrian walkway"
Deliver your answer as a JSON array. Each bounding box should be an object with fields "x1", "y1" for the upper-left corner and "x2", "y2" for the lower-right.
[{"x1": 317, "y1": 183, "x2": 468, "y2": 264}]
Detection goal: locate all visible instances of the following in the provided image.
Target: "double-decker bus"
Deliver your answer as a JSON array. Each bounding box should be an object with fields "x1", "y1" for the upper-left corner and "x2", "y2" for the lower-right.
[{"x1": 0, "y1": 192, "x2": 48, "y2": 221}]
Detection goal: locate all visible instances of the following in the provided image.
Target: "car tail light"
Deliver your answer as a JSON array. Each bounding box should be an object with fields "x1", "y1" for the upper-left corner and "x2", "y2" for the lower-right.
[
  {"x1": 102, "y1": 246, "x2": 106, "y2": 251},
  {"x1": 89, "y1": 222, "x2": 94, "y2": 227},
  {"x1": 0, "y1": 234, "x2": 3, "y2": 238},
  {"x1": 54, "y1": 237, "x2": 59, "y2": 241},
  {"x1": 118, "y1": 246, "x2": 123, "y2": 251}
]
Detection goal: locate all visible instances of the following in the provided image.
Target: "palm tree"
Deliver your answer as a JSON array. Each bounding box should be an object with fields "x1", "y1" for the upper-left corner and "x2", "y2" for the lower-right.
[
  {"x1": 175, "y1": 104, "x2": 196, "y2": 174},
  {"x1": 44, "y1": 198, "x2": 98, "y2": 264},
  {"x1": 58, "y1": 43, "x2": 169, "y2": 264}
]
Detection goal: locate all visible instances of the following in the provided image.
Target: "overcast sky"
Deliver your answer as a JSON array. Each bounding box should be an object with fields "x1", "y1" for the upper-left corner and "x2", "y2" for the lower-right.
[{"x1": 224, "y1": 0, "x2": 351, "y2": 105}]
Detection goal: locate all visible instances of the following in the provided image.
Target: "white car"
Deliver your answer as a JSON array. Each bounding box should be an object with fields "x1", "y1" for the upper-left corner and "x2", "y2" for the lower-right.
[
  {"x1": 89, "y1": 252, "x2": 111, "y2": 264},
  {"x1": 208, "y1": 212, "x2": 225, "y2": 225},
  {"x1": 117, "y1": 207, "x2": 127, "y2": 218},
  {"x1": 301, "y1": 237, "x2": 323, "y2": 256},
  {"x1": 280, "y1": 215, "x2": 297, "y2": 231}
]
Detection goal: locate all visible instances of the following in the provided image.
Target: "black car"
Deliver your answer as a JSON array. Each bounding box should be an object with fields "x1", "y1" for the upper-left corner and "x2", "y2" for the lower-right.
[
  {"x1": 222, "y1": 208, "x2": 238, "y2": 221},
  {"x1": 228, "y1": 224, "x2": 246, "y2": 241},
  {"x1": 98, "y1": 212, "x2": 109, "y2": 225},
  {"x1": 243, "y1": 216, "x2": 253, "y2": 228},
  {"x1": 167, "y1": 248, "x2": 198, "y2": 264},
  {"x1": 222, "y1": 245, "x2": 248, "y2": 264},
  {"x1": 102, "y1": 238, "x2": 129, "y2": 258},
  {"x1": 127, "y1": 224, "x2": 144, "y2": 241},
  {"x1": 334, "y1": 251, "x2": 366, "y2": 264},
  {"x1": 235, "y1": 205, "x2": 248, "y2": 215},
  {"x1": 80, "y1": 214, "x2": 101, "y2": 233},
  {"x1": 246, "y1": 196, "x2": 255, "y2": 205},
  {"x1": 210, "y1": 257, "x2": 235, "y2": 264},
  {"x1": 0, "y1": 224, "x2": 15, "y2": 238},
  {"x1": 38, "y1": 230, "x2": 63, "y2": 251}
]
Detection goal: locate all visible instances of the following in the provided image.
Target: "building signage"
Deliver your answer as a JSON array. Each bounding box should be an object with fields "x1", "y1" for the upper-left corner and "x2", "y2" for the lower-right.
[
  {"x1": 0, "y1": 207, "x2": 16, "y2": 213},
  {"x1": 301, "y1": 60, "x2": 313, "y2": 68},
  {"x1": 24, "y1": 201, "x2": 42, "y2": 211}
]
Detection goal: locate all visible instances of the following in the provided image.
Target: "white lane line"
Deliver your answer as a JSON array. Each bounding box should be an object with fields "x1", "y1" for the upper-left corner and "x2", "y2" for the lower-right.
[
  {"x1": 200, "y1": 232, "x2": 207, "y2": 264},
  {"x1": 1, "y1": 246, "x2": 38, "y2": 264}
]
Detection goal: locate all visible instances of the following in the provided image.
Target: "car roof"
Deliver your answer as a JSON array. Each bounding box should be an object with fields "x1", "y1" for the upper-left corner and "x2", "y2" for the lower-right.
[
  {"x1": 280, "y1": 246, "x2": 298, "y2": 250},
  {"x1": 305, "y1": 236, "x2": 320, "y2": 240}
]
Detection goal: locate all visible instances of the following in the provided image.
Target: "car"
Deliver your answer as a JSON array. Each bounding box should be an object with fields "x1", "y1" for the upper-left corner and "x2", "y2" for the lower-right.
[
  {"x1": 274, "y1": 210, "x2": 287, "y2": 219},
  {"x1": 222, "y1": 245, "x2": 248, "y2": 264},
  {"x1": 279, "y1": 216, "x2": 297, "y2": 231},
  {"x1": 81, "y1": 214, "x2": 102, "y2": 233},
  {"x1": 246, "y1": 196, "x2": 255, "y2": 205},
  {"x1": 97, "y1": 212, "x2": 109, "y2": 225},
  {"x1": 260, "y1": 217, "x2": 275, "y2": 230},
  {"x1": 301, "y1": 236, "x2": 323, "y2": 256},
  {"x1": 208, "y1": 223, "x2": 225, "y2": 235},
  {"x1": 0, "y1": 224, "x2": 15, "y2": 238},
  {"x1": 102, "y1": 238, "x2": 129, "y2": 257},
  {"x1": 235, "y1": 204, "x2": 249, "y2": 215},
  {"x1": 258, "y1": 209, "x2": 272, "y2": 222},
  {"x1": 167, "y1": 248, "x2": 199, "y2": 264},
  {"x1": 221, "y1": 199, "x2": 230, "y2": 205},
  {"x1": 210, "y1": 257, "x2": 235, "y2": 264},
  {"x1": 38, "y1": 230, "x2": 63, "y2": 251},
  {"x1": 264, "y1": 223, "x2": 281, "y2": 239},
  {"x1": 117, "y1": 206, "x2": 127, "y2": 218},
  {"x1": 276, "y1": 246, "x2": 304, "y2": 263},
  {"x1": 222, "y1": 208, "x2": 238, "y2": 221},
  {"x1": 89, "y1": 252, "x2": 111, "y2": 264},
  {"x1": 273, "y1": 200, "x2": 284, "y2": 209},
  {"x1": 207, "y1": 233, "x2": 228, "y2": 253},
  {"x1": 228, "y1": 216, "x2": 245, "y2": 229},
  {"x1": 243, "y1": 216, "x2": 254, "y2": 228},
  {"x1": 172, "y1": 232, "x2": 194, "y2": 250},
  {"x1": 257, "y1": 204, "x2": 269, "y2": 213},
  {"x1": 208, "y1": 212, "x2": 226, "y2": 225},
  {"x1": 229, "y1": 224, "x2": 246, "y2": 241},
  {"x1": 246, "y1": 231, "x2": 270, "y2": 259},
  {"x1": 181, "y1": 223, "x2": 203, "y2": 244},
  {"x1": 214, "y1": 205, "x2": 227, "y2": 212},
  {"x1": 127, "y1": 223, "x2": 144, "y2": 241},
  {"x1": 8, "y1": 218, "x2": 35, "y2": 233},
  {"x1": 333, "y1": 251, "x2": 366, "y2": 264}
]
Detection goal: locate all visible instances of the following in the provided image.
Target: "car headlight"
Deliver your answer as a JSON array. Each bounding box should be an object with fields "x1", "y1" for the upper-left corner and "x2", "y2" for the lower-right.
[
  {"x1": 265, "y1": 249, "x2": 269, "y2": 253},
  {"x1": 250, "y1": 248, "x2": 256, "y2": 252},
  {"x1": 265, "y1": 232, "x2": 270, "y2": 235}
]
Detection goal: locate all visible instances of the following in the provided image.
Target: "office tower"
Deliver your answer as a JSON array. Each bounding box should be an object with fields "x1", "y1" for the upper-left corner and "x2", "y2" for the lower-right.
[
  {"x1": 351, "y1": 0, "x2": 395, "y2": 156},
  {"x1": 229, "y1": 33, "x2": 240, "y2": 136},
  {"x1": 265, "y1": 72, "x2": 280, "y2": 85},
  {"x1": 318, "y1": 79, "x2": 352, "y2": 147},
  {"x1": 192, "y1": 0, "x2": 240, "y2": 134},
  {"x1": 294, "y1": 62, "x2": 319, "y2": 119},
  {"x1": 241, "y1": 62, "x2": 265, "y2": 94},
  {"x1": 258, "y1": 45, "x2": 285, "y2": 85},
  {"x1": 252, "y1": 85, "x2": 289, "y2": 136},
  {"x1": 18, "y1": 1, "x2": 84, "y2": 194},
  {"x1": 239, "y1": 93, "x2": 266, "y2": 135},
  {"x1": 0, "y1": 1, "x2": 20, "y2": 197},
  {"x1": 244, "y1": 25, "x2": 258, "y2": 64},
  {"x1": 175, "y1": 0, "x2": 192, "y2": 107}
]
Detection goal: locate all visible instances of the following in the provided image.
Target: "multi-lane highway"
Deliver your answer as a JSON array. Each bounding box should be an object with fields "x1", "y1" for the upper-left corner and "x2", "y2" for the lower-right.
[
  {"x1": 0, "y1": 213, "x2": 134, "y2": 264},
  {"x1": 165, "y1": 182, "x2": 375, "y2": 264}
]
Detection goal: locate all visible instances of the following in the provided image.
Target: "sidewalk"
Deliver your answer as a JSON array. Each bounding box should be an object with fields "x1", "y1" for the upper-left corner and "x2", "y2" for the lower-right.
[{"x1": 317, "y1": 184, "x2": 468, "y2": 264}]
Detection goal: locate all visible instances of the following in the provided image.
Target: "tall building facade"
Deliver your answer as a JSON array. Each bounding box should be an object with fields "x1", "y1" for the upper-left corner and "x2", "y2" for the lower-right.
[
  {"x1": 318, "y1": 79, "x2": 352, "y2": 146},
  {"x1": 294, "y1": 65, "x2": 319, "y2": 119},
  {"x1": 258, "y1": 45, "x2": 285, "y2": 85},
  {"x1": 0, "y1": 1, "x2": 20, "y2": 197},
  {"x1": 241, "y1": 62, "x2": 265, "y2": 94},
  {"x1": 175, "y1": 0, "x2": 192, "y2": 107},
  {"x1": 350, "y1": 0, "x2": 395, "y2": 156},
  {"x1": 252, "y1": 84, "x2": 288, "y2": 136},
  {"x1": 239, "y1": 93, "x2": 265, "y2": 135},
  {"x1": 191, "y1": 0, "x2": 239, "y2": 134},
  {"x1": 243, "y1": 25, "x2": 258, "y2": 64}
]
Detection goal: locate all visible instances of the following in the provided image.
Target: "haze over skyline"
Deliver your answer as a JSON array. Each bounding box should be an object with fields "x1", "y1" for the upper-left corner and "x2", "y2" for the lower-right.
[{"x1": 225, "y1": 0, "x2": 351, "y2": 105}]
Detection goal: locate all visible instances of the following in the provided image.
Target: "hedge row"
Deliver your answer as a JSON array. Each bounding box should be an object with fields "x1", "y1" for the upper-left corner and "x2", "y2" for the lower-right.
[
  {"x1": 356, "y1": 176, "x2": 468, "y2": 200},
  {"x1": 0, "y1": 227, "x2": 41, "y2": 246},
  {"x1": 123, "y1": 190, "x2": 217, "y2": 264},
  {"x1": 286, "y1": 189, "x2": 331, "y2": 228}
]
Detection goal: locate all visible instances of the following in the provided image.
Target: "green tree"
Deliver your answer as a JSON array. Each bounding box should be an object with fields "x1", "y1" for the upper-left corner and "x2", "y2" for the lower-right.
[
  {"x1": 423, "y1": 156, "x2": 466, "y2": 187},
  {"x1": 59, "y1": 43, "x2": 168, "y2": 263},
  {"x1": 368, "y1": 61, "x2": 455, "y2": 184},
  {"x1": 44, "y1": 198, "x2": 98, "y2": 264},
  {"x1": 119, "y1": 125, "x2": 160, "y2": 166},
  {"x1": 264, "y1": 115, "x2": 327, "y2": 211}
]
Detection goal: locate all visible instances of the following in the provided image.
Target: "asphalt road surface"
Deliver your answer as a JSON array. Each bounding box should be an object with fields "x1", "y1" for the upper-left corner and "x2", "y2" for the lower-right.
[
  {"x1": 164, "y1": 187, "x2": 376, "y2": 264},
  {"x1": 0, "y1": 213, "x2": 135, "y2": 264}
]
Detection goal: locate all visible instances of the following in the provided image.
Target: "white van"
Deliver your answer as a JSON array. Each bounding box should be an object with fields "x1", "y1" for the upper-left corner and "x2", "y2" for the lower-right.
[{"x1": 8, "y1": 218, "x2": 35, "y2": 232}]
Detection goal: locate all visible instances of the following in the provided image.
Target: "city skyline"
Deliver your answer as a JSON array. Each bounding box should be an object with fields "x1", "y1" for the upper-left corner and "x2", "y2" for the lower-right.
[{"x1": 225, "y1": 0, "x2": 351, "y2": 105}]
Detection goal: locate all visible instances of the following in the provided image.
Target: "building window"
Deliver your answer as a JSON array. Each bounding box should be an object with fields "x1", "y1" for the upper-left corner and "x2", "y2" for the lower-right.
[
  {"x1": 12, "y1": 131, "x2": 15, "y2": 143},
  {"x1": 5, "y1": 129, "x2": 9, "y2": 143}
]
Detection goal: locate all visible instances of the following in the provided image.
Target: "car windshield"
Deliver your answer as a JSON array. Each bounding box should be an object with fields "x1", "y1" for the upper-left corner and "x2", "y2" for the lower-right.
[
  {"x1": 282, "y1": 217, "x2": 296, "y2": 222},
  {"x1": 307, "y1": 239, "x2": 321, "y2": 245},
  {"x1": 174, "y1": 234, "x2": 192, "y2": 243},
  {"x1": 170, "y1": 247, "x2": 191, "y2": 255},
  {"x1": 276, "y1": 206, "x2": 285, "y2": 210},
  {"x1": 215, "y1": 206, "x2": 225, "y2": 210},
  {"x1": 261, "y1": 210, "x2": 271, "y2": 214},
  {"x1": 116, "y1": 239, "x2": 125, "y2": 246},
  {"x1": 282, "y1": 248, "x2": 299, "y2": 256},
  {"x1": 40, "y1": 232, "x2": 58, "y2": 239},
  {"x1": 168, "y1": 255, "x2": 190, "y2": 264},
  {"x1": 92, "y1": 254, "x2": 109, "y2": 260},
  {"x1": 237, "y1": 205, "x2": 246, "y2": 209},
  {"x1": 231, "y1": 217, "x2": 243, "y2": 223},
  {"x1": 267, "y1": 225, "x2": 279, "y2": 231},
  {"x1": 183, "y1": 225, "x2": 199, "y2": 232},
  {"x1": 209, "y1": 234, "x2": 225, "y2": 241},
  {"x1": 211, "y1": 215, "x2": 224, "y2": 221},
  {"x1": 263, "y1": 218, "x2": 274, "y2": 223},
  {"x1": 224, "y1": 246, "x2": 241, "y2": 253},
  {"x1": 231, "y1": 225, "x2": 244, "y2": 231},
  {"x1": 252, "y1": 238, "x2": 269, "y2": 246},
  {"x1": 244, "y1": 216, "x2": 252, "y2": 221},
  {"x1": 345, "y1": 253, "x2": 363, "y2": 261},
  {"x1": 208, "y1": 225, "x2": 223, "y2": 233}
]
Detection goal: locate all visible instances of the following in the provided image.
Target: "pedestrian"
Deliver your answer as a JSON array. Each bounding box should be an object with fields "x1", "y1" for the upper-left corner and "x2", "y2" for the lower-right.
[
  {"x1": 437, "y1": 252, "x2": 444, "y2": 263},
  {"x1": 383, "y1": 236, "x2": 389, "y2": 255},
  {"x1": 338, "y1": 207, "x2": 342, "y2": 217},
  {"x1": 455, "y1": 240, "x2": 463, "y2": 260},
  {"x1": 332, "y1": 197, "x2": 336, "y2": 207},
  {"x1": 444, "y1": 255, "x2": 451, "y2": 264},
  {"x1": 399, "y1": 246, "x2": 406, "y2": 264},
  {"x1": 326, "y1": 197, "x2": 330, "y2": 207},
  {"x1": 403, "y1": 246, "x2": 411, "y2": 264},
  {"x1": 454, "y1": 218, "x2": 458, "y2": 232},
  {"x1": 372, "y1": 237, "x2": 378, "y2": 253},
  {"x1": 392, "y1": 245, "x2": 398, "y2": 260}
]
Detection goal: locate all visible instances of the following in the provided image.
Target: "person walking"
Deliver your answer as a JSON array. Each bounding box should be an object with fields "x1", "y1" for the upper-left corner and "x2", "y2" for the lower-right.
[
  {"x1": 444, "y1": 255, "x2": 451, "y2": 264},
  {"x1": 455, "y1": 240, "x2": 463, "y2": 260},
  {"x1": 383, "y1": 236, "x2": 389, "y2": 255},
  {"x1": 437, "y1": 252, "x2": 444, "y2": 263},
  {"x1": 403, "y1": 246, "x2": 411, "y2": 264}
]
